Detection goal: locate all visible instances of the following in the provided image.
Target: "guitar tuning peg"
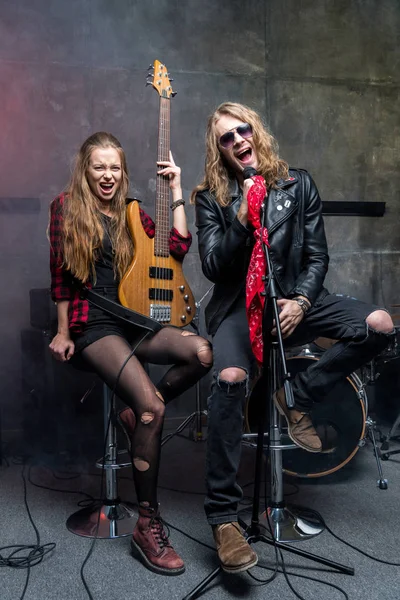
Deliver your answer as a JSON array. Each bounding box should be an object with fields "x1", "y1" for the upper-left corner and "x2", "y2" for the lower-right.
[
  {"x1": 171, "y1": 91, "x2": 177, "y2": 97},
  {"x1": 146, "y1": 81, "x2": 152, "y2": 86},
  {"x1": 148, "y1": 64, "x2": 154, "y2": 69},
  {"x1": 169, "y1": 78, "x2": 174, "y2": 82}
]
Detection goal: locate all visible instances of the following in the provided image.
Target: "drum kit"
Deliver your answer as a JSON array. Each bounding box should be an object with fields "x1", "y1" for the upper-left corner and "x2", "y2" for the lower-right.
[{"x1": 245, "y1": 326, "x2": 400, "y2": 488}]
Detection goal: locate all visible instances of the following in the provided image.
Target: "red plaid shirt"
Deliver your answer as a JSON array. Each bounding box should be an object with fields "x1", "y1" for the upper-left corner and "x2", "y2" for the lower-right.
[{"x1": 49, "y1": 193, "x2": 192, "y2": 332}]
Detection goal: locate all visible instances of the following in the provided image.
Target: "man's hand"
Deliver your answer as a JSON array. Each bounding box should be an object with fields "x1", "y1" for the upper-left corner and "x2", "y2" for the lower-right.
[
  {"x1": 236, "y1": 178, "x2": 254, "y2": 226},
  {"x1": 272, "y1": 298, "x2": 305, "y2": 338},
  {"x1": 49, "y1": 332, "x2": 75, "y2": 362}
]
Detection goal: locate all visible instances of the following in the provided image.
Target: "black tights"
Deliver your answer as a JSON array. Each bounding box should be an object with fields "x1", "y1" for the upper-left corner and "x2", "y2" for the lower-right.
[{"x1": 81, "y1": 328, "x2": 212, "y2": 508}]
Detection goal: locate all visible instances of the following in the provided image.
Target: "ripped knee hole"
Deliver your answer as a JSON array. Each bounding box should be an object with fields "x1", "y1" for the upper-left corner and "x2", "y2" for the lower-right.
[
  {"x1": 141, "y1": 412, "x2": 154, "y2": 424},
  {"x1": 133, "y1": 457, "x2": 150, "y2": 472},
  {"x1": 219, "y1": 368, "x2": 248, "y2": 384}
]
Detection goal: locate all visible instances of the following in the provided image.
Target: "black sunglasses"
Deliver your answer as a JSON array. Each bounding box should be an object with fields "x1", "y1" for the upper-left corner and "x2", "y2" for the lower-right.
[{"x1": 219, "y1": 123, "x2": 253, "y2": 149}]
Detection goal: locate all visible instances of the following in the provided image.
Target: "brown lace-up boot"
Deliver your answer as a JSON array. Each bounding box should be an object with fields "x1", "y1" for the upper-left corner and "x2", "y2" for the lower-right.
[
  {"x1": 131, "y1": 505, "x2": 185, "y2": 575},
  {"x1": 213, "y1": 522, "x2": 258, "y2": 573}
]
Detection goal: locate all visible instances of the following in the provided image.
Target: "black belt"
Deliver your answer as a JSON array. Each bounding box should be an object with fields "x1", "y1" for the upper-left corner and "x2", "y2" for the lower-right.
[{"x1": 82, "y1": 288, "x2": 162, "y2": 334}]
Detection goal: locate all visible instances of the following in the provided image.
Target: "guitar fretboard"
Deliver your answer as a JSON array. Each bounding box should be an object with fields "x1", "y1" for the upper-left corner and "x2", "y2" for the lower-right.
[{"x1": 155, "y1": 96, "x2": 171, "y2": 257}]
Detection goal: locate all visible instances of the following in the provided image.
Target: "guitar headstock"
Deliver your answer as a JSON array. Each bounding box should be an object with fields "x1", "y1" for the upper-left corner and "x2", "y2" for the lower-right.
[{"x1": 147, "y1": 60, "x2": 176, "y2": 98}]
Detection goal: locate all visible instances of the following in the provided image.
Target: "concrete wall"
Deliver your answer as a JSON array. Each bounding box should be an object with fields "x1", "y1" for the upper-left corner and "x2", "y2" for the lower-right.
[
  {"x1": 0, "y1": 0, "x2": 398, "y2": 451},
  {"x1": 265, "y1": 0, "x2": 400, "y2": 306}
]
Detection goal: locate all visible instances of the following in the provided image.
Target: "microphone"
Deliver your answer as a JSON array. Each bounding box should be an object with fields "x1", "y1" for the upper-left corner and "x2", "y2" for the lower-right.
[{"x1": 243, "y1": 166, "x2": 257, "y2": 180}]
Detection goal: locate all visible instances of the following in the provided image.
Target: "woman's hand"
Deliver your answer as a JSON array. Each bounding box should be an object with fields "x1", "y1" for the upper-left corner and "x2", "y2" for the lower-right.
[
  {"x1": 49, "y1": 332, "x2": 75, "y2": 362},
  {"x1": 272, "y1": 298, "x2": 305, "y2": 339},
  {"x1": 157, "y1": 151, "x2": 182, "y2": 194},
  {"x1": 158, "y1": 150, "x2": 188, "y2": 237}
]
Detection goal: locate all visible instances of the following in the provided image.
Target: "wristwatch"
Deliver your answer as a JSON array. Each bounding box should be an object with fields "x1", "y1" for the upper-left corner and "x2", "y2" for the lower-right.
[{"x1": 294, "y1": 297, "x2": 310, "y2": 314}]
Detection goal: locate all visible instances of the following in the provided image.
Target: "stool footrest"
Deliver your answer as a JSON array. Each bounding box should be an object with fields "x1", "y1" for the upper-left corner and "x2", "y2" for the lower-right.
[
  {"x1": 242, "y1": 432, "x2": 298, "y2": 450},
  {"x1": 96, "y1": 449, "x2": 132, "y2": 470}
]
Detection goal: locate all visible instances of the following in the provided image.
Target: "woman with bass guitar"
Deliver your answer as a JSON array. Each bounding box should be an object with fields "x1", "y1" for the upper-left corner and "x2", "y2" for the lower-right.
[{"x1": 48, "y1": 131, "x2": 212, "y2": 575}]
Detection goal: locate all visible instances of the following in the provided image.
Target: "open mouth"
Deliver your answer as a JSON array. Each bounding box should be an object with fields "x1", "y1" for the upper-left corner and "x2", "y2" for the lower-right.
[
  {"x1": 236, "y1": 147, "x2": 253, "y2": 163},
  {"x1": 99, "y1": 183, "x2": 114, "y2": 193}
]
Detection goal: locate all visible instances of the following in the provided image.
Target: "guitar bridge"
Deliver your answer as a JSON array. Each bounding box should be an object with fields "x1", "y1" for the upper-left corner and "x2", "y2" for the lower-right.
[{"x1": 150, "y1": 304, "x2": 171, "y2": 323}]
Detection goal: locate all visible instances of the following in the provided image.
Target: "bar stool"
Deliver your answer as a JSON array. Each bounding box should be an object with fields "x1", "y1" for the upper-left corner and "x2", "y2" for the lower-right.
[
  {"x1": 66, "y1": 383, "x2": 136, "y2": 539},
  {"x1": 242, "y1": 341, "x2": 324, "y2": 541}
]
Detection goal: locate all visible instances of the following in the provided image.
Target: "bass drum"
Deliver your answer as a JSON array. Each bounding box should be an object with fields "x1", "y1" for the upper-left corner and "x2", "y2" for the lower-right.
[{"x1": 245, "y1": 354, "x2": 368, "y2": 478}]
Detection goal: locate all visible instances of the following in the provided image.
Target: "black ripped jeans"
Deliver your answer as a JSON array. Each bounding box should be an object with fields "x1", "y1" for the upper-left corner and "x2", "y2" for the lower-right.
[{"x1": 205, "y1": 293, "x2": 394, "y2": 525}]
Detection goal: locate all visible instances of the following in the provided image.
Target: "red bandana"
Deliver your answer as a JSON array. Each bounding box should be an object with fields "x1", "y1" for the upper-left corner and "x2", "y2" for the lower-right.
[{"x1": 245, "y1": 175, "x2": 269, "y2": 365}]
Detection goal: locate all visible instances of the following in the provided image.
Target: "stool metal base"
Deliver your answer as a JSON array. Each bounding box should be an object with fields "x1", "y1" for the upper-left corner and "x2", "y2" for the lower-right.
[
  {"x1": 260, "y1": 506, "x2": 324, "y2": 542},
  {"x1": 66, "y1": 501, "x2": 136, "y2": 539},
  {"x1": 239, "y1": 504, "x2": 324, "y2": 543}
]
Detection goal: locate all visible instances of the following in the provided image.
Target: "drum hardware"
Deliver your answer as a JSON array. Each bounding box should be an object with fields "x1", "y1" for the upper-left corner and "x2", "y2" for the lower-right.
[
  {"x1": 380, "y1": 416, "x2": 400, "y2": 461},
  {"x1": 360, "y1": 359, "x2": 380, "y2": 386},
  {"x1": 245, "y1": 350, "x2": 388, "y2": 488},
  {"x1": 364, "y1": 416, "x2": 388, "y2": 489},
  {"x1": 361, "y1": 326, "x2": 400, "y2": 467},
  {"x1": 373, "y1": 325, "x2": 400, "y2": 460}
]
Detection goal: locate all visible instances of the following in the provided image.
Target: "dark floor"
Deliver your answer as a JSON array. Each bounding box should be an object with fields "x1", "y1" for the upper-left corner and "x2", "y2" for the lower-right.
[{"x1": 2, "y1": 414, "x2": 400, "y2": 600}]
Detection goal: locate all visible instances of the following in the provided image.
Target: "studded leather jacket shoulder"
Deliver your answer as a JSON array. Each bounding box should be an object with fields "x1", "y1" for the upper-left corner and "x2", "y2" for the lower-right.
[{"x1": 195, "y1": 168, "x2": 330, "y2": 335}]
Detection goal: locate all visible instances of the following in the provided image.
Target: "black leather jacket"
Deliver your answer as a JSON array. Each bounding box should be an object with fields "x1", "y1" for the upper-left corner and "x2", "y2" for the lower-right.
[{"x1": 195, "y1": 168, "x2": 330, "y2": 335}]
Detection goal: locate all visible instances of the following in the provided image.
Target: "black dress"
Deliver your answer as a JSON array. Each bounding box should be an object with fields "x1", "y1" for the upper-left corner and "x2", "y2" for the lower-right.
[{"x1": 72, "y1": 214, "x2": 149, "y2": 354}]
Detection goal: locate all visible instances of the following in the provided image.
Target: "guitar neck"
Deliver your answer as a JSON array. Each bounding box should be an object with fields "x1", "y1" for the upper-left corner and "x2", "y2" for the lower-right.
[{"x1": 155, "y1": 96, "x2": 171, "y2": 257}]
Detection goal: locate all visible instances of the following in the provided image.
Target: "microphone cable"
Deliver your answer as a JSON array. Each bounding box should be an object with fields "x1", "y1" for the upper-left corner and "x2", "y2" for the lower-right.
[{"x1": 78, "y1": 329, "x2": 151, "y2": 600}]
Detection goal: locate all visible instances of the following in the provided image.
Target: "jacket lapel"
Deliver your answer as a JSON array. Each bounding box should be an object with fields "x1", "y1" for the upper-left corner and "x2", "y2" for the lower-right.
[
  {"x1": 225, "y1": 175, "x2": 299, "y2": 234},
  {"x1": 266, "y1": 175, "x2": 299, "y2": 235}
]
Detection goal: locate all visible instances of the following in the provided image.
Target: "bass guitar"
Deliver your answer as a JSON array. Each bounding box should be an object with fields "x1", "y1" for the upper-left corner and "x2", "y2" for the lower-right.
[{"x1": 118, "y1": 60, "x2": 195, "y2": 327}]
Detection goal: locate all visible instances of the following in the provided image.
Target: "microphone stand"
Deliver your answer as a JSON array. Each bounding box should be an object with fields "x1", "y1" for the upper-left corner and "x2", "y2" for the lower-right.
[
  {"x1": 182, "y1": 191, "x2": 354, "y2": 600},
  {"x1": 242, "y1": 196, "x2": 354, "y2": 571}
]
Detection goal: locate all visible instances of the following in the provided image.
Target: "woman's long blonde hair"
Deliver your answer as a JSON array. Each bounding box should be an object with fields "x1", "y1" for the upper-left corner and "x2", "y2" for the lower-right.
[
  {"x1": 61, "y1": 132, "x2": 132, "y2": 282},
  {"x1": 191, "y1": 102, "x2": 289, "y2": 207}
]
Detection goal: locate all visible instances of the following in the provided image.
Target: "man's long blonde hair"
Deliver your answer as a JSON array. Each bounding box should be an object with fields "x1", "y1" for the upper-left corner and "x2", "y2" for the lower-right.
[
  {"x1": 61, "y1": 132, "x2": 133, "y2": 282},
  {"x1": 191, "y1": 102, "x2": 289, "y2": 207}
]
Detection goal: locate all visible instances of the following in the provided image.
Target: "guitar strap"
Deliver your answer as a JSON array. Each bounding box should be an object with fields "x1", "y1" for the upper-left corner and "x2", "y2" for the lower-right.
[{"x1": 82, "y1": 287, "x2": 163, "y2": 334}]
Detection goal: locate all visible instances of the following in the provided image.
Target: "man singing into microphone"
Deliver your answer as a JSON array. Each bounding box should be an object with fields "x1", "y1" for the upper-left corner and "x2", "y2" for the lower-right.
[{"x1": 191, "y1": 102, "x2": 394, "y2": 573}]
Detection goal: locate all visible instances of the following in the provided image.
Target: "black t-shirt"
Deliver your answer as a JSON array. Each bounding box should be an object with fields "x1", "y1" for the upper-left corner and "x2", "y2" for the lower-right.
[{"x1": 93, "y1": 213, "x2": 118, "y2": 290}]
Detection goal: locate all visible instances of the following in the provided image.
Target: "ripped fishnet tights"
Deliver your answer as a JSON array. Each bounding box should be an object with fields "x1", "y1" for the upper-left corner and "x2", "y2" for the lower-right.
[{"x1": 81, "y1": 328, "x2": 212, "y2": 507}]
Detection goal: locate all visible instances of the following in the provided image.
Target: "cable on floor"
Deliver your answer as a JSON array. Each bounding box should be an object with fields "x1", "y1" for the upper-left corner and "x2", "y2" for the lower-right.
[{"x1": 0, "y1": 461, "x2": 56, "y2": 600}]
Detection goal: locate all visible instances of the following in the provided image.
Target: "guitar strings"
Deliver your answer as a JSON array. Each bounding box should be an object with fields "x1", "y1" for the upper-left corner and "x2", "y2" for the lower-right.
[{"x1": 156, "y1": 96, "x2": 170, "y2": 315}]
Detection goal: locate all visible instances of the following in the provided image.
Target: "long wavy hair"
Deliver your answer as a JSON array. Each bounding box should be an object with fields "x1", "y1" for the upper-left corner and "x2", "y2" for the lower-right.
[
  {"x1": 61, "y1": 132, "x2": 132, "y2": 282},
  {"x1": 191, "y1": 102, "x2": 289, "y2": 207}
]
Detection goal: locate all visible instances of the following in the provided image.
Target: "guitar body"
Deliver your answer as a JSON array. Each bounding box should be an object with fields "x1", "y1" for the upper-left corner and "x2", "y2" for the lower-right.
[{"x1": 118, "y1": 200, "x2": 195, "y2": 327}]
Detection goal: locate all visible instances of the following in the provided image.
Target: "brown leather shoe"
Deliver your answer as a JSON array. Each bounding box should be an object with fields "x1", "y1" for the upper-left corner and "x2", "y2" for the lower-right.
[
  {"x1": 273, "y1": 389, "x2": 322, "y2": 453},
  {"x1": 212, "y1": 522, "x2": 258, "y2": 573},
  {"x1": 131, "y1": 505, "x2": 185, "y2": 576}
]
